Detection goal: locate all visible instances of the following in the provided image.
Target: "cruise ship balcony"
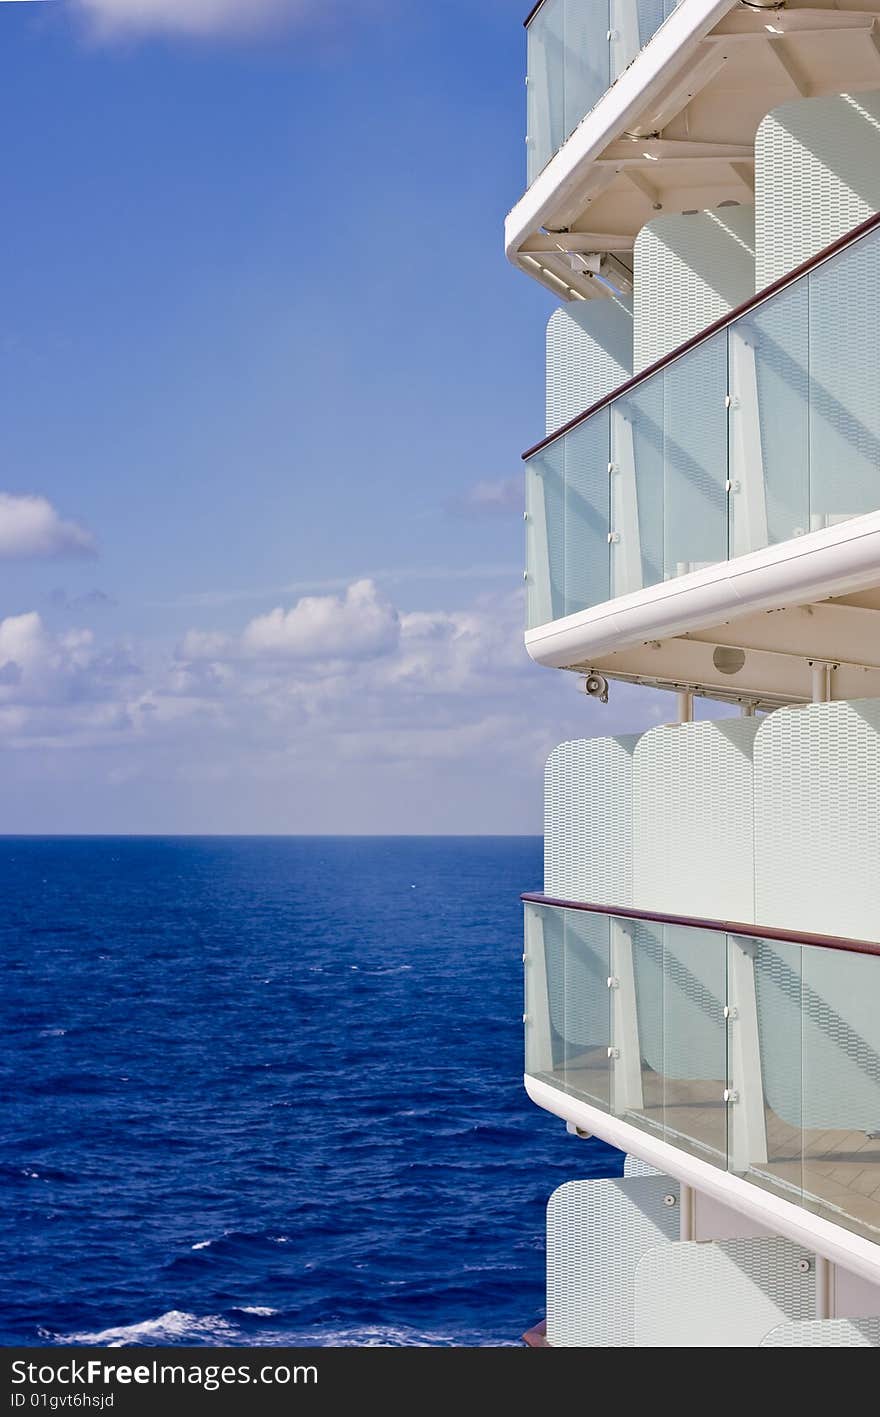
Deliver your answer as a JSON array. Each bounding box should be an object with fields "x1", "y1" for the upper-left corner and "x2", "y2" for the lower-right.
[
  {"x1": 524, "y1": 701, "x2": 880, "y2": 1283},
  {"x1": 511, "y1": 0, "x2": 880, "y2": 303},
  {"x1": 524, "y1": 210, "x2": 880, "y2": 705},
  {"x1": 524, "y1": 897, "x2": 880, "y2": 1250}
]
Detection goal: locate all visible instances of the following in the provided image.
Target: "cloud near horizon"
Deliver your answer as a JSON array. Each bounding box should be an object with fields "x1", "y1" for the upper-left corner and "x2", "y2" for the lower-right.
[
  {"x1": 0, "y1": 582, "x2": 670, "y2": 831},
  {"x1": 0, "y1": 581, "x2": 549, "y2": 754},
  {"x1": 0, "y1": 493, "x2": 96, "y2": 560},
  {"x1": 74, "y1": 0, "x2": 342, "y2": 39},
  {"x1": 0, "y1": 610, "x2": 142, "y2": 748}
]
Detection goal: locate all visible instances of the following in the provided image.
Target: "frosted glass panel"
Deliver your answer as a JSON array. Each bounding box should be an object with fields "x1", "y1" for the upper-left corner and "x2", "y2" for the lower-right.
[
  {"x1": 623, "y1": 918, "x2": 728, "y2": 1162},
  {"x1": 801, "y1": 946, "x2": 880, "y2": 1244},
  {"x1": 525, "y1": 442, "x2": 564, "y2": 627},
  {"x1": 524, "y1": 903, "x2": 562, "y2": 1077},
  {"x1": 524, "y1": 903, "x2": 610, "y2": 1112},
  {"x1": 526, "y1": 0, "x2": 609, "y2": 184},
  {"x1": 748, "y1": 939, "x2": 804, "y2": 1209},
  {"x1": 630, "y1": 920, "x2": 664, "y2": 1097},
  {"x1": 562, "y1": 0, "x2": 609, "y2": 158},
  {"x1": 525, "y1": 416, "x2": 609, "y2": 629},
  {"x1": 664, "y1": 332, "x2": 728, "y2": 576},
  {"x1": 526, "y1": 0, "x2": 566, "y2": 185},
  {"x1": 810, "y1": 232, "x2": 880, "y2": 530},
  {"x1": 661, "y1": 925, "x2": 727, "y2": 1162},
  {"x1": 564, "y1": 408, "x2": 610, "y2": 616},
  {"x1": 526, "y1": 0, "x2": 673, "y2": 183},
  {"x1": 611, "y1": 375, "x2": 664, "y2": 597},
  {"x1": 729, "y1": 281, "x2": 809, "y2": 556},
  {"x1": 635, "y1": 0, "x2": 677, "y2": 48},
  {"x1": 563, "y1": 911, "x2": 612, "y2": 1110}
]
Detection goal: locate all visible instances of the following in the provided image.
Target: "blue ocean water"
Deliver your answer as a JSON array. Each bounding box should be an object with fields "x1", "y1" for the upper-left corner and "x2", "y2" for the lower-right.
[{"x1": 0, "y1": 836, "x2": 620, "y2": 1348}]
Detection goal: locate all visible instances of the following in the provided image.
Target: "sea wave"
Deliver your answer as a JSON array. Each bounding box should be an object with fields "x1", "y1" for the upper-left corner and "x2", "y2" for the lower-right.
[
  {"x1": 46, "y1": 1315, "x2": 514, "y2": 1349},
  {"x1": 284, "y1": 1326, "x2": 462, "y2": 1347},
  {"x1": 49, "y1": 1311, "x2": 238, "y2": 1347},
  {"x1": 185, "y1": 1231, "x2": 290, "y2": 1256}
]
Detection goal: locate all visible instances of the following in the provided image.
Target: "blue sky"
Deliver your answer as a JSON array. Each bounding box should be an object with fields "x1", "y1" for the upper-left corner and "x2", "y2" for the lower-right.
[{"x1": 0, "y1": 0, "x2": 673, "y2": 833}]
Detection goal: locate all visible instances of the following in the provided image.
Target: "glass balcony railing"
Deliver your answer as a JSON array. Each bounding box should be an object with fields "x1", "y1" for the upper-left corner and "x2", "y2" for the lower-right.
[
  {"x1": 526, "y1": 0, "x2": 679, "y2": 184},
  {"x1": 524, "y1": 897, "x2": 880, "y2": 1245},
  {"x1": 524, "y1": 216, "x2": 880, "y2": 630}
]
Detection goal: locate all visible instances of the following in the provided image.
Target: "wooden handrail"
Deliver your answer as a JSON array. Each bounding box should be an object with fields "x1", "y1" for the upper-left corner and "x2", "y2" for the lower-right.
[
  {"x1": 521, "y1": 892, "x2": 880, "y2": 958},
  {"x1": 523, "y1": 0, "x2": 550, "y2": 28},
  {"x1": 523, "y1": 208, "x2": 880, "y2": 460}
]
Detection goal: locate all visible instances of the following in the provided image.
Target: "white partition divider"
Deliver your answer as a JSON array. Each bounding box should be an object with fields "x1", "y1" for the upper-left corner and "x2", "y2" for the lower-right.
[
  {"x1": 762, "y1": 1317, "x2": 880, "y2": 1347},
  {"x1": 546, "y1": 299, "x2": 633, "y2": 433},
  {"x1": 756, "y1": 91, "x2": 880, "y2": 289},
  {"x1": 623, "y1": 1155, "x2": 660, "y2": 1178},
  {"x1": 633, "y1": 719, "x2": 759, "y2": 922},
  {"x1": 546, "y1": 1177, "x2": 680, "y2": 1347},
  {"x1": 545, "y1": 735, "x2": 639, "y2": 905},
  {"x1": 635, "y1": 1237, "x2": 816, "y2": 1346},
  {"x1": 755, "y1": 700, "x2": 880, "y2": 942},
  {"x1": 633, "y1": 206, "x2": 755, "y2": 371}
]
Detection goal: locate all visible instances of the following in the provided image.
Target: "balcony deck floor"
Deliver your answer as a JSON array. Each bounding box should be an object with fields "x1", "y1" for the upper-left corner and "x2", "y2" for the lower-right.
[{"x1": 535, "y1": 1055, "x2": 880, "y2": 1244}]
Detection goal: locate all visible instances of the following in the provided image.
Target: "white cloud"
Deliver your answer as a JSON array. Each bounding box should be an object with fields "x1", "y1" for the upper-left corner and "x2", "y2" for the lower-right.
[
  {"x1": 171, "y1": 584, "x2": 564, "y2": 764},
  {"x1": 74, "y1": 0, "x2": 325, "y2": 39},
  {"x1": 457, "y1": 477, "x2": 522, "y2": 516},
  {"x1": 167, "y1": 583, "x2": 676, "y2": 781},
  {"x1": 183, "y1": 578, "x2": 401, "y2": 663},
  {"x1": 0, "y1": 493, "x2": 95, "y2": 560},
  {"x1": 178, "y1": 584, "x2": 532, "y2": 698},
  {"x1": 177, "y1": 628, "x2": 232, "y2": 662},
  {"x1": 0, "y1": 585, "x2": 676, "y2": 832},
  {"x1": 0, "y1": 611, "x2": 121, "y2": 703},
  {"x1": 0, "y1": 611, "x2": 143, "y2": 747}
]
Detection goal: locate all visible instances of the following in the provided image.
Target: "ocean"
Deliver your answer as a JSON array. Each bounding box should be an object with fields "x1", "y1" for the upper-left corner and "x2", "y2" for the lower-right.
[{"x1": 0, "y1": 836, "x2": 620, "y2": 1348}]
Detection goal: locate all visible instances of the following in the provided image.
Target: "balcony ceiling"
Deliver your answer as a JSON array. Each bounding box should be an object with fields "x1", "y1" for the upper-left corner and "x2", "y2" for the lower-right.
[
  {"x1": 510, "y1": 0, "x2": 880, "y2": 301},
  {"x1": 586, "y1": 589, "x2": 880, "y2": 709},
  {"x1": 524, "y1": 513, "x2": 880, "y2": 708}
]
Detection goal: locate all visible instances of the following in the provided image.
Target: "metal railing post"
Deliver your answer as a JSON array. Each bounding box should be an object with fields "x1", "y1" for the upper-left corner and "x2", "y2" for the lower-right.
[
  {"x1": 728, "y1": 328, "x2": 769, "y2": 559},
  {"x1": 609, "y1": 0, "x2": 640, "y2": 79},
  {"x1": 726, "y1": 934, "x2": 769, "y2": 1172},
  {"x1": 610, "y1": 917, "x2": 644, "y2": 1114},
  {"x1": 610, "y1": 405, "x2": 644, "y2": 597}
]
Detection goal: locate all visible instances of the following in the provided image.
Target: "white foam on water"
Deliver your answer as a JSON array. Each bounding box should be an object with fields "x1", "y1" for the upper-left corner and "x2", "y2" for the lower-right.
[
  {"x1": 54, "y1": 1310, "x2": 237, "y2": 1347},
  {"x1": 293, "y1": 1325, "x2": 461, "y2": 1347},
  {"x1": 234, "y1": 1306, "x2": 279, "y2": 1317}
]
